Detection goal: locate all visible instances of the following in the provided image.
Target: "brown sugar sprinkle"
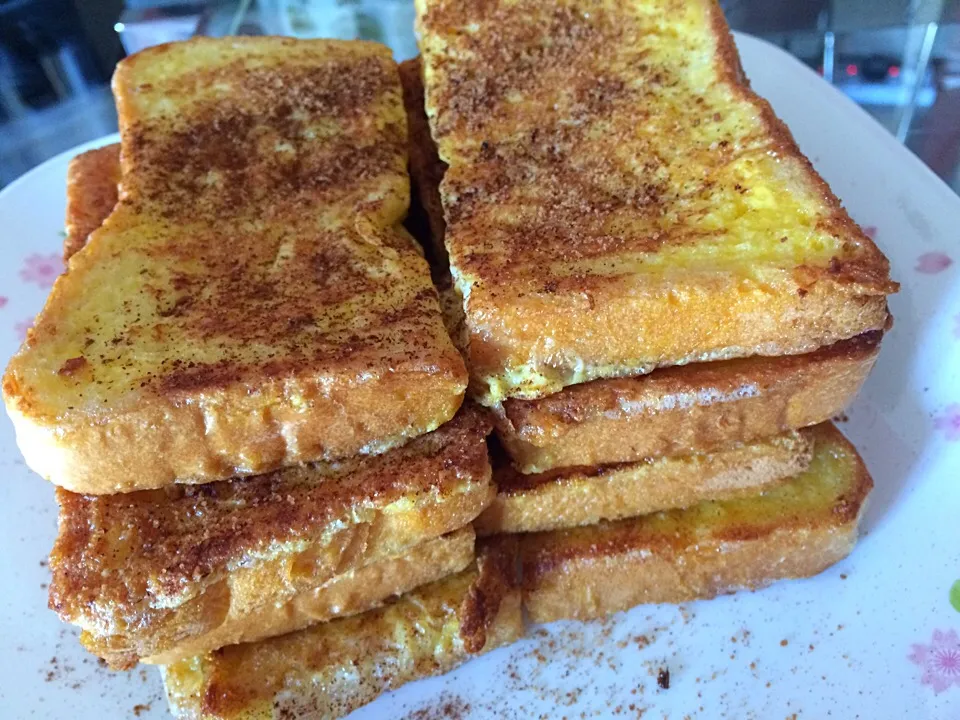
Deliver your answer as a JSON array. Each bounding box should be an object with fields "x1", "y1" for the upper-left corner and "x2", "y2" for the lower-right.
[
  {"x1": 132, "y1": 704, "x2": 151, "y2": 717},
  {"x1": 404, "y1": 693, "x2": 472, "y2": 720},
  {"x1": 57, "y1": 356, "x2": 88, "y2": 376},
  {"x1": 656, "y1": 667, "x2": 670, "y2": 690},
  {"x1": 420, "y1": 0, "x2": 895, "y2": 305},
  {"x1": 30, "y1": 38, "x2": 458, "y2": 417},
  {"x1": 496, "y1": 613, "x2": 669, "y2": 715},
  {"x1": 780, "y1": 639, "x2": 789, "y2": 647},
  {"x1": 128, "y1": 52, "x2": 402, "y2": 224}
]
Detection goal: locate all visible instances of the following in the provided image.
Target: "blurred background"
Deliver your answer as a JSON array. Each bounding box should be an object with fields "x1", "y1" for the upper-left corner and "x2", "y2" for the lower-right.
[{"x1": 1, "y1": 0, "x2": 959, "y2": 193}]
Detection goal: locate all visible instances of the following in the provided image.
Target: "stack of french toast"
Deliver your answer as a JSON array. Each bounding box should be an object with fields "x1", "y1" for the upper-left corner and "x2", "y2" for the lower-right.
[
  {"x1": 6, "y1": 37, "x2": 521, "y2": 719},
  {"x1": 2, "y1": 1, "x2": 898, "y2": 718},
  {"x1": 409, "y1": 0, "x2": 897, "y2": 625}
]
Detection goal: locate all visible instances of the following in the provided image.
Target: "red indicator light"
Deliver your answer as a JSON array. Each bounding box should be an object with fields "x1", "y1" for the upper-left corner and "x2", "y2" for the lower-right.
[
  {"x1": 846, "y1": 64, "x2": 858, "y2": 76},
  {"x1": 889, "y1": 65, "x2": 900, "y2": 78}
]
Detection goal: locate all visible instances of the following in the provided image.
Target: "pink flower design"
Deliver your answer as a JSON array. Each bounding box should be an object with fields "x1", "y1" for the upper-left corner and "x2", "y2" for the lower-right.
[
  {"x1": 14, "y1": 318, "x2": 32, "y2": 341},
  {"x1": 910, "y1": 629, "x2": 960, "y2": 694},
  {"x1": 0, "y1": 296, "x2": 7, "y2": 309},
  {"x1": 862, "y1": 225, "x2": 878, "y2": 239},
  {"x1": 916, "y1": 252, "x2": 953, "y2": 274},
  {"x1": 935, "y1": 405, "x2": 960, "y2": 441},
  {"x1": 19, "y1": 253, "x2": 62, "y2": 288}
]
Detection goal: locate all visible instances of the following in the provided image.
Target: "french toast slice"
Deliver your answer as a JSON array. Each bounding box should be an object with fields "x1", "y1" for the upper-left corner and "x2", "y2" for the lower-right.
[
  {"x1": 475, "y1": 429, "x2": 813, "y2": 536},
  {"x1": 162, "y1": 537, "x2": 522, "y2": 720},
  {"x1": 144, "y1": 527, "x2": 475, "y2": 665},
  {"x1": 64, "y1": 144, "x2": 121, "y2": 263},
  {"x1": 415, "y1": 0, "x2": 896, "y2": 404},
  {"x1": 400, "y1": 54, "x2": 884, "y2": 471},
  {"x1": 520, "y1": 423, "x2": 871, "y2": 622},
  {"x1": 497, "y1": 331, "x2": 881, "y2": 472},
  {"x1": 4, "y1": 38, "x2": 467, "y2": 493},
  {"x1": 50, "y1": 406, "x2": 494, "y2": 669},
  {"x1": 67, "y1": 142, "x2": 884, "y2": 479}
]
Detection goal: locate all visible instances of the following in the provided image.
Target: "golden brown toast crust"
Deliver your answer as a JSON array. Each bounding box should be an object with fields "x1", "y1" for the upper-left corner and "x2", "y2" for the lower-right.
[
  {"x1": 50, "y1": 406, "x2": 493, "y2": 668},
  {"x1": 458, "y1": 534, "x2": 519, "y2": 652},
  {"x1": 142, "y1": 527, "x2": 476, "y2": 665},
  {"x1": 497, "y1": 331, "x2": 881, "y2": 472},
  {"x1": 64, "y1": 145, "x2": 121, "y2": 263},
  {"x1": 476, "y1": 429, "x2": 813, "y2": 535},
  {"x1": 520, "y1": 423, "x2": 872, "y2": 622},
  {"x1": 162, "y1": 537, "x2": 522, "y2": 720},
  {"x1": 415, "y1": 0, "x2": 896, "y2": 404},
  {"x1": 4, "y1": 38, "x2": 467, "y2": 493}
]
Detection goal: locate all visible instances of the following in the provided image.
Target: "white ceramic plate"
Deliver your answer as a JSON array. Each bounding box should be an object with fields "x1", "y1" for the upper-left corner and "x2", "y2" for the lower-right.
[{"x1": 2, "y1": 33, "x2": 959, "y2": 719}]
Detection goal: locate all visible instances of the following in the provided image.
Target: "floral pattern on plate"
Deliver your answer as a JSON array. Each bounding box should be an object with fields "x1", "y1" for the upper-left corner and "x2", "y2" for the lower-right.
[
  {"x1": 934, "y1": 405, "x2": 960, "y2": 441},
  {"x1": 19, "y1": 253, "x2": 62, "y2": 288},
  {"x1": 915, "y1": 252, "x2": 953, "y2": 274},
  {"x1": 910, "y1": 629, "x2": 960, "y2": 694}
]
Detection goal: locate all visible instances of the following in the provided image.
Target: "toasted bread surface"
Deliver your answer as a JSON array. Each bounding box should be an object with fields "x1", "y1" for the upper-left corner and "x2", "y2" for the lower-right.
[
  {"x1": 415, "y1": 0, "x2": 896, "y2": 404},
  {"x1": 4, "y1": 38, "x2": 467, "y2": 493},
  {"x1": 497, "y1": 331, "x2": 880, "y2": 472},
  {"x1": 50, "y1": 406, "x2": 493, "y2": 668},
  {"x1": 141, "y1": 527, "x2": 475, "y2": 665},
  {"x1": 162, "y1": 537, "x2": 522, "y2": 720},
  {"x1": 520, "y1": 423, "x2": 871, "y2": 622},
  {"x1": 476, "y1": 429, "x2": 812, "y2": 536},
  {"x1": 69, "y1": 68, "x2": 444, "y2": 269},
  {"x1": 401, "y1": 57, "x2": 883, "y2": 460},
  {"x1": 64, "y1": 144, "x2": 121, "y2": 263}
]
